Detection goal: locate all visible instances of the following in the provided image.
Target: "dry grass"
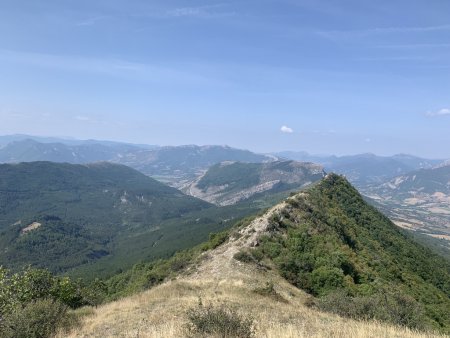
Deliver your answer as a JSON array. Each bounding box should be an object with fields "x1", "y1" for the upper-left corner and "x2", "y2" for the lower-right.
[
  {"x1": 60, "y1": 279, "x2": 443, "y2": 338},
  {"x1": 60, "y1": 202, "x2": 445, "y2": 338}
]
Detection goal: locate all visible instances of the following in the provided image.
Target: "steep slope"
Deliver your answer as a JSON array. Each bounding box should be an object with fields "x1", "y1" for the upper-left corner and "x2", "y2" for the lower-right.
[
  {"x1": 0, "y1": 162, "x2": 217, "y2": 275},
  {"x1": 365, "y1": 165, "x2": 450, "y2": 240},
  {"x1": 184, "y1": 160, "x2": 325, "y2": 206},
  {"x1": 65, "y1": 174, "x2": 450, "y2": 337},
  {"x1": 250, "y1": 174, "x2": 450, "y2": 331}
]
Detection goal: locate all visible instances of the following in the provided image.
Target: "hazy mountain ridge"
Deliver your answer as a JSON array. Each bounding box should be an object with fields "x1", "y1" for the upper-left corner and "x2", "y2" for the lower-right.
[
  {"x1": 0, "y1": 134, "x2": 157, "y2": 148},
  {"x1": 184, "y1": 160, "x2": 325, "y2": 206},
  {"x1": 375, "y1": 164, "x2": 450, "y2": 196},
  {"x1": 1, "y1": 135, "x2": 445, "y2": 189},
  {"x1": 363, "y1": 165, "x2": 450, "y2": 241},
  {"x1": 276, "y1": 151, "x2": 444, "y2": 186},
  {"x1": 0, "y1": 137, "x2": 274, "y2": 187},
  {"x1": 112, "y1": 145, "x2": 274, "y2": 187},
  {"x1": 0, "y1": 139, "x2": 140, "y2": 163}
]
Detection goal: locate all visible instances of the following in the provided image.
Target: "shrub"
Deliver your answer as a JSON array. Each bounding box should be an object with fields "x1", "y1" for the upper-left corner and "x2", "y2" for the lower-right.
[
  {"x1": 233, "y1": 250, "x2": 254, "y2": 263},
  {"x1": 310, "y1": 267, "x2": 345, "y2": 296},
  {"x1": 201, "y1": 231, "x2": 229, "y2": 251},
  {"x1": 81, "y1": 278, "x2": 107, "y2": 307},
  {"x1": 253, "y1": 282, "x2": 287, "y2": 303},
  {"x1": 0, "y1": 298, "x2": 75, "y2": 338},
  {"x1": 51, "y1": 276, "x2": 84, "y2": 308},
  {"x1": 317, "y1": 289, "x2": 428, "y2": 330},
  {"x1": 185, "y1": 303, "x2": 254, "y2": 338}
]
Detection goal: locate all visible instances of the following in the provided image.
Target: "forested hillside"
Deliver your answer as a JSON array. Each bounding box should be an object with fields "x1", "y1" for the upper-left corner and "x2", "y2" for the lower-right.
[{"x1": 0, "y1": 162, "x2": 217, "y2": 275}]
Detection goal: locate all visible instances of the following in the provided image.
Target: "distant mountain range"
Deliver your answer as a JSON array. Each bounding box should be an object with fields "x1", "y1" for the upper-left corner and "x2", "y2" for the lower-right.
[
  {"x1": 374, "y1": 164, "x2": 450, "y2": 196},
  {"x1": 276, "y1": 151, "x2": 444, "y2": 186},
  {"x1": 363, "y1": 165, "x2": 450, "y2": 243},
  {"x1": 1, "y1": 135, "x2": 447, "y2": 188},
  {"x1": 183, "y1": 160, "x2": 325, "y2": 206},
  {"x1": 0, "y1": 134, "x2": 156, "y2": 148},
  {"x1": 113, "y1": 145, "x2": 273, "y2": 187},
  {"x1": 0, "y1": 139, "x2": 140, "y2": 164},
  {"x1": 0, "y1": 137, "x2": 273, "y2": 187}
]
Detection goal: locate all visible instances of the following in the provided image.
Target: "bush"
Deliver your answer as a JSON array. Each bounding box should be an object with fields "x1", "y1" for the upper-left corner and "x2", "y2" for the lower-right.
[
  {"x1": 310, "y1": 266, "x2": 345, "y2": 296},
  {"x1": 185, "y1": 303, "x2": 254, "y2": 338},
  {"x1": 0, "y1": 298, "x2": 75, "y2": 338},
  {"x1": 253, "y1": 282, "x2": 287, "y2": 303},
  {"x1": 51, "y1": 276, "x2": 84, "y2": 308},
  {"x1": 81, "y1": 278, "x2": 107, "y2": 307},
  {"x1": 233, "y1": 251, "x2": 254, "y2": 263},
  {"x1": 317, "y1": 289, "x2": 428, "y2": 330}
]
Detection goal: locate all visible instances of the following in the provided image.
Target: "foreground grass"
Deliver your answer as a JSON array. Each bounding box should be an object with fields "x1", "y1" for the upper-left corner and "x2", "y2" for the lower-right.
[{"x1": 60, "y1": 279, "x2": 442, "y2": 338}]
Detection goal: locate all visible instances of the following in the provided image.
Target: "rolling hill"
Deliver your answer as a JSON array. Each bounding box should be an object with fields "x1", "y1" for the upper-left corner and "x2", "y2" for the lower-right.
[
  {"x1": 0, "y1": 162, "x2": 225, "y2": 275},
  {"x1": 62, "y1": 174, "x2": 450, "y2": 336},
  {"x1": 183, "y1": 160, "x2": 325, "y2": 206}
]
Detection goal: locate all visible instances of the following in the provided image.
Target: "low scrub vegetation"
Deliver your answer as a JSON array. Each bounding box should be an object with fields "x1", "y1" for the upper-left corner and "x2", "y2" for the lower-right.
[
  {"x1": 237, "y1": 174, "x2": 450, "y2": 333},
  {"x1": 185, "y1": 302, "x2": 254, "y2": 338},
  {"x1": 316, "y1": 289, "x2": 427, "y2": 330},
  {"x1": 1, "y1": 298, "x2": 73, "y2": 338},
  {"x1": 253, "y1": 281, "x2": 287, "y2": 303},
  {"x1": 0, "y1": 266, "x2": 104, "y2": 338}
]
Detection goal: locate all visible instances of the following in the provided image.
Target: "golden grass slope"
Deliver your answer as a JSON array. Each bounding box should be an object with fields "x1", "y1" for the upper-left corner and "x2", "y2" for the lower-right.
[{"x1": 60, "y1": 199, "x2": 445, "y2": 338}]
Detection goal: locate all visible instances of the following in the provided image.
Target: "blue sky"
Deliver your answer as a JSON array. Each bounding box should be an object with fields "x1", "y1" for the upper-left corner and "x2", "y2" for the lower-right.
[{"x1": 0, "y1": 0, "x2": 449, "y2": 157}]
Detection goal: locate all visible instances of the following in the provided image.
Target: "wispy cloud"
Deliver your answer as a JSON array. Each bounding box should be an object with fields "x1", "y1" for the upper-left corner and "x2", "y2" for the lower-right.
[
  {"x1": 280, "y1": 125, "x2": 294, "y2": 133},
  {"x1": 75, "y1": 115, "x2": 91, "y2": 121},
  {"x1": 0, "y1": 49, "x2": 220, "y2": 86},
  {"x1": 76, "y1": 16, "x2": 107, "y2": 27},
  {"x1": 318, "y1": 24, "x2": 450, "y2": 40},
  {"x1": 355, "y1": 55, "x2": 434, "y2": 62},
  {"x1": 374, "y1": 43, "x2": 450, "y2": 49},
  {"x1": 0, "y1": 110, "x2": 29, "y2": 119},
  {"x1": 165, "y1": 4, "x2": 235, "y2": 19},
  {"x1": 74, "y1": 115, "x2": 106, "y2": 125},
  {"x1": 426, "y1": 108, "x2": 450, "y2": 117}
]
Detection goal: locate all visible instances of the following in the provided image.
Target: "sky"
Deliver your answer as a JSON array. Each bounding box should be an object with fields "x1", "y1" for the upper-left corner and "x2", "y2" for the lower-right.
[{"x1": 0, "y1": 0, "x2": 449, "y2": 158}]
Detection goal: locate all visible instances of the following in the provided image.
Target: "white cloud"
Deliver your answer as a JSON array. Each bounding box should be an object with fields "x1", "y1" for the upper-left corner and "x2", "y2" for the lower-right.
[
  {"x1": 426, "y1": 108, "x2": 450, "y2": 117},
  {"x1": 168, "y1": 7, "x2": 205, "y2": 17},
  {"x1": 165, "y1": 4, "x2": 235, "y2": 19},
  {"x1": 75, "y1": 115, "x2": 91, "y2": 121},
  {"x1": 280, "y1": 125, "x2": 294, "y2": 133}
]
